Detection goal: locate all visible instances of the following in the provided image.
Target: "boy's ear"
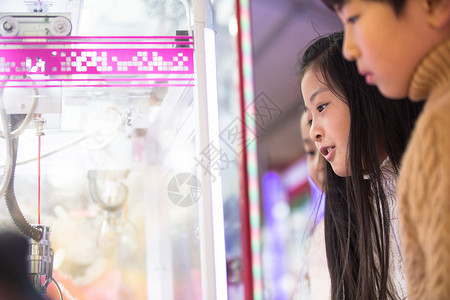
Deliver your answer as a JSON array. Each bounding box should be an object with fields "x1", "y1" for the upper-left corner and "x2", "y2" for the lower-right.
[{"x1": 423, "y1": 0, "x2": 450, "y2": 29}]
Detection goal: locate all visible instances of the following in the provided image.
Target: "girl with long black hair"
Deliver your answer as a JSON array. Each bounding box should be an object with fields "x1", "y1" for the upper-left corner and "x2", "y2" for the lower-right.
[{"x1": 299, "y1": 31, "x2": 423, "y2": 300}]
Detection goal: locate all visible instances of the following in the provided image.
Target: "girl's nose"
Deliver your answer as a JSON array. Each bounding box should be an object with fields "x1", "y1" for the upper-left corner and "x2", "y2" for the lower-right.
[{"x1": 309, "y1": 122, "x2": 323, "y2": 142}]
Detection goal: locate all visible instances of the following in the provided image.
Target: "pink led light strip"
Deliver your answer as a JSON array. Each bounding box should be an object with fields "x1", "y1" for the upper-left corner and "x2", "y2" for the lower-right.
[
  {"x1": 1, "y1": 83, "x2": 194, "y2": 88},
  {"x1": 0, "y1": 48, "x2": 194, "y2": 75},
  {"x1": 0, "y1": 36, "x2": 194, "y2": 88},
  {"x1": 0, "y1": 35, "x2": 194, "y2": 39}
]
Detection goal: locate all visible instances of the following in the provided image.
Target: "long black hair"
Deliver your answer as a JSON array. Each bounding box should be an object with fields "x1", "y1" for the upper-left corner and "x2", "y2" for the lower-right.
[{"x1": 299, "y1": 31, "x2": 423, "y2": 300}]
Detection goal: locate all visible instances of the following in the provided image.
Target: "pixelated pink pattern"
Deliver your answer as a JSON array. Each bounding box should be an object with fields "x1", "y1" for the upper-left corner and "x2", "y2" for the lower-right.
[{"x1": 0, "y1": 48, "x2": 193, "y2": 76}]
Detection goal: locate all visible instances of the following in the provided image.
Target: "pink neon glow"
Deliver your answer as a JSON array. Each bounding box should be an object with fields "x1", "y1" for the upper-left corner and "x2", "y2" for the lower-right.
[
  {"x1": 1, "y1": 41, "x2": 194, "y2": 46},
  {"x1": 2, "y1": 83, "x2": 194, "y2": 88},
  {"x1": 0, "y1": 35, "x2": 193, "y2": 40},
  {"x1": 0, "y1": 77, "x2": 193, "y2": 82},
  {"x1": 0, "y1": 48, "x2": 194, "y2": 76}
]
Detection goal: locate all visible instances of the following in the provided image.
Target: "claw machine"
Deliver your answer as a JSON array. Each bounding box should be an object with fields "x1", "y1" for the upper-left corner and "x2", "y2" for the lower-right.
[{"x1": 0, "y1": 0, "x2": 227, "y2": 299}]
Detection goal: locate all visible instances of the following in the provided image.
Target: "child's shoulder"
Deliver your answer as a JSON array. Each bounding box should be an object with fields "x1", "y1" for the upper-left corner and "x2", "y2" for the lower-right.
[
  {"x1": 407, "y1": 92, "x2": 450, "y2": 163},
  {"x1": 419, "y1": 89, "x2": 450, "y2": 134}
]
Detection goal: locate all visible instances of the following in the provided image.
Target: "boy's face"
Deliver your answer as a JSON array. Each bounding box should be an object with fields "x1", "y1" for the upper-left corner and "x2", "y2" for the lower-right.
[{"x1": 336, "y1": 0, "x2": 436, "y2": 99}]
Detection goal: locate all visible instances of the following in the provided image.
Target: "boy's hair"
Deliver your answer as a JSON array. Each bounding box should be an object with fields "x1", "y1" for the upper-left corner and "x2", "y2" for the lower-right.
[
  {"x1": 322, "y1": 0, "x2": 406, "y2": 14},
  {"x1": 299, "y1": 31, "x2": 423, "y2": 300}
]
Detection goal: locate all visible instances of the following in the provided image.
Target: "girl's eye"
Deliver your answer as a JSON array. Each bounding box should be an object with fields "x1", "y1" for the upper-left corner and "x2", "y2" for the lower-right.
[
  {"x1": 347, "y1": 15, "x2": 359, "y2": 24},
  {"x1": 317, "y1": 104, "x2": 327, "y2": 112},
  {"x1": 306, "y1": 151, "x2": 316, "y2": 157},
  {"x1": 306, "y1": 119, "x2": 312, "y2": 126}
]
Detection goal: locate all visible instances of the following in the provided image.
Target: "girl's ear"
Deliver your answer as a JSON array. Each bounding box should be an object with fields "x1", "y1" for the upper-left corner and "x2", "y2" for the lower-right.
[{"x1": 423, "y1": 0, "x2": 450, "y2": 29}]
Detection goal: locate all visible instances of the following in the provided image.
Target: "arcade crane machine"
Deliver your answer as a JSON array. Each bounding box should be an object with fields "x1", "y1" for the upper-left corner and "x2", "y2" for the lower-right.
[{"x1": 0, "y1": 0, "x2": 227, "y2": 299}]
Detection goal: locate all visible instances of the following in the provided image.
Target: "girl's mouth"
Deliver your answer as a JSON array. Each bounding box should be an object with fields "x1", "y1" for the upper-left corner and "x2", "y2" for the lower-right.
[{"x1": 320, "y1": 146, "x2": 335, "y2": 161}]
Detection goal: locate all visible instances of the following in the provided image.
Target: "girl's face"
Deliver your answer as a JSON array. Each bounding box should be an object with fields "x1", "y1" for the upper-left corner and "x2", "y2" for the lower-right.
[
  {"x1": 336, "y1": 0, "x2": 439, "y2": 99},
  {"x1": 300, "y1": 112, "x2": 325, "y2": 190},
  {"x1": 302, "y1": 69, "x2": 351, "y2": 177}
]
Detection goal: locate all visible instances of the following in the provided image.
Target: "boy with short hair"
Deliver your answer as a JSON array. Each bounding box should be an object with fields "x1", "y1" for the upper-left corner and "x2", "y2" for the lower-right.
[{"x1": 319, "y1": 0, "x2": 450, "y2": 298}]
